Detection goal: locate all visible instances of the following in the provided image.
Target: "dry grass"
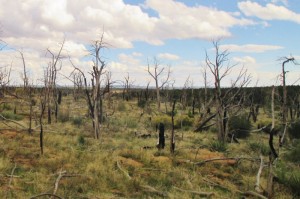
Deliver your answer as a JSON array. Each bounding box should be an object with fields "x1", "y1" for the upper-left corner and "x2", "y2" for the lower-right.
[{"x1": 0, "y1": 94, "x2": 296, "y2": 198}]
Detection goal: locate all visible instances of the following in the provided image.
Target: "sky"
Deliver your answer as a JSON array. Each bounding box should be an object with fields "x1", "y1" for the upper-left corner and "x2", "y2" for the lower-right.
[{"x1": 0, "y1": 0, "x2": 300, "y2": 88}]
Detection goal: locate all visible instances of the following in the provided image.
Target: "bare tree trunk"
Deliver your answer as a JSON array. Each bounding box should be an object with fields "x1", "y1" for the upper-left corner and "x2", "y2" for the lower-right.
[{"x1": 170, "y1": 100, "x2": 176, "y2": 154}]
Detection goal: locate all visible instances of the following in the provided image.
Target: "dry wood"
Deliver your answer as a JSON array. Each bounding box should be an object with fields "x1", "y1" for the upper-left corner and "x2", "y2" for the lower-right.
[
  {"x1": 255, "y1": 155, "x2": 264, "y2": 193},
  {"x1": 29, "y1": 193, "x2": 63, "y2": 199},
  {"x1": 0, "y1": 114, "x2": 27, "y2": 128},
  {"x1": 173, "y1": 186, "x2": 214, "y2": 198},
  {"x1": 243, "y1": 191, "x2": 268, "y2": 199},
  {"x1": 5, "y1": 163, "x2": 17, "y2": 198},
  {"x1": 194, "y1": 156, "x2": 259, "y2": 166},
  {"x1": 52, "y1": 170, "x2": 67, "y2": 197},
  {"x1": 117, "y1": 160, "x2": 131, "y2": 180},
  {"x1": 140, "y1": 185, "x2": 167, "y2": 197}
]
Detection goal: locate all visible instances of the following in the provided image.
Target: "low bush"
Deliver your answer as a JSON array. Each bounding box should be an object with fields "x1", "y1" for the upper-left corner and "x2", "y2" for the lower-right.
[
  {"x1": 285, "y1": 140, "x2": 300, "y2": 164},
  {"x1": 72, "y1": 116, "x2": 84, "y2": 127},
  {"x1": 248, "y1": 141, "x2": 269, "y2": 156},
  {"x1": 276, "y1": 162, "x2": 300, "y2": 196},
  {"x1": 137, "y1": 99, "x2": 147, "y2": 108},
  {"x1": 228, "y1": 114, "x2": 251, "y2": 138},
  {"x1": 1, "y1": 111, "x2": 23, "y2": 121},
  {"x1": 288, "y1": 120, "x2": 300, "y2": 139},
  {"x1": 174, "y1": 115, "x2": 194, "y2": 129},
  {"x1": 152, "y1": 115, "x2": 172, "y2": 128}
]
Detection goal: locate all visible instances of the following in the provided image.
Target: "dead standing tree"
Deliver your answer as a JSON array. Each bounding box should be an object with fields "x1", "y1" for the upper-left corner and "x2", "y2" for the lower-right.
[
  {"x1": 205, "y1": 41, "x2": 251, "y2": 143},
  {"x1": 71, "y1": 35, "x2": 108, "y2": 140},
  {"x1": 147, "y1": 58, "x2": 171, "y2": 112},
  {"x1": 279, "y1": 56, "x2": 299, "y2": 145},
  {"x1": 44, "y1": 40, "x2": 65, "y2": 124}
]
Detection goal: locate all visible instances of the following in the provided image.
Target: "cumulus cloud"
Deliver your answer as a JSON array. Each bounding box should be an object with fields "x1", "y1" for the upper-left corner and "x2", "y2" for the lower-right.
[
  {"x1": 238, "y1": 1, "x2": 300, "y2": 23},
  {"x1": 220, "y1": 44, "x2": 283, "y2": 53},
  {"x1": 157, "y1": 53, "x2": 180, "y2": 60}
]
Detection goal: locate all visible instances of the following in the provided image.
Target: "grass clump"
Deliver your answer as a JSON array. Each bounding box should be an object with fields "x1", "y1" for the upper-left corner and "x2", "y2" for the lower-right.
[
  {"x1": 209, "y1": 140, "x2": 228, "y2": 152},
  {"x1": 248, "y1": 141, "x2": 270, "y2": 156}
]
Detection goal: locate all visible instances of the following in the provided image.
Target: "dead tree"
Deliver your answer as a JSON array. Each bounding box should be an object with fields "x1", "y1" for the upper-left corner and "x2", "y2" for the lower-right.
[
  {"x1": 279, "y1": 56, "x2": 298, "y2": 145},
  {"x1": 71, "y1": 34, "x2": 108, "y2": 139},
  {"x1": 157, "y1": 123, "x2": 165, "y2": 149},
  {"x1": 147, "y1": 58, "x2": 171, "y2": 112},
  {"x1": 205, "y1": 40, "x2": 251, "y2": 142},
  {"x1": 123, "y1": 73, "x2": 134, "y2": 101},
  {"x1": 170, "y1": 100, "x2": 176, "y2": 154},
  {"x1": 44, "y1": 40, "x2": 65, "y2": 123}
]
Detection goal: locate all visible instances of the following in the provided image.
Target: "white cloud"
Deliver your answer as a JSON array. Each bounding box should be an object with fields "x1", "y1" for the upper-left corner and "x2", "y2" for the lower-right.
[
  {"x1": 233, "y1": 56, "x2": 256, "y2": 65},
  {"x1": 157, "y1": 53, "x2": 180, "y2": 60},
  {"x1": 271, "y1": 0, "x2": 288, "y2": 6},
  {"x1": 146, "y1": 0, "x2": 254, "y2": 41},
  {"x1": 220, "y1": 44, "x2": 283, "y2": 53},
  {"x1": 238, "y1": 1, "x2": 300, "y2": 23}
]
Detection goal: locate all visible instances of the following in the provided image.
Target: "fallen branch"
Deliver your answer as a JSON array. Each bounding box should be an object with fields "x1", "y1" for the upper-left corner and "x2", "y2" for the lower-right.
[
  {"x1": 29, "y1": 193, "x2": 63, "y2": 199},
  {"x1": 53, "y1": 170, "x2": 67, "y2": 197},
  {"x1": 243, "y1": 191, "x2": 268, "y2": 199},
  {"x1": 173, "y1": 186, "x2": 214, "y2": 198},
  {"x1": 140, "y1": 185, "x2": 167, "y2": 197},
  {"x1": 194, "y1": 157, "x2": 260, "y2": 166},
  {"x1": 117, "y1": 160, "x2": 131, "y2": 180},
  {"x1": 255, "y1": 155, "x2": 264, "y2": 193},
  {"x1": 5, "y1": 163, "x2": 17, "y2": 198},
  {"x1": 0, "y1": 114, "x2": 27, "y2": 128}
]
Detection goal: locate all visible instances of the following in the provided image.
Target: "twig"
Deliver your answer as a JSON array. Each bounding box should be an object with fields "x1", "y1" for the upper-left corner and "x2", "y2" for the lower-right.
[{"x1": 173, "y1": 186, "x2": 214, "y2": 198}]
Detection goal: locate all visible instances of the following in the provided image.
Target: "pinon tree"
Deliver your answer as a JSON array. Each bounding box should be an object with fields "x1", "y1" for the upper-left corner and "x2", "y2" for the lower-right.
[{"x1": 204, "y1": 40, "x2": 251, "y2": 143}]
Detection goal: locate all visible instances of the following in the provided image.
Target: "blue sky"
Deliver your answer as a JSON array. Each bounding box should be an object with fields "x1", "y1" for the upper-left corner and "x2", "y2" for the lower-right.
[{"x1": 0, "y1": 0, "x2": 300, "y2": 87}]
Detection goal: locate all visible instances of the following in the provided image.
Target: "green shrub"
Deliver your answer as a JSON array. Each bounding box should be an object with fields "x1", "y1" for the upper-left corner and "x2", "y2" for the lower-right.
[
  {"x1": 1, "y1": 111, "x2": 23, "y2": 121},
  {"x1": 209, "y1": 140, "x2": 228, "y2": 152},
  {"x1": 77, "y1": 134, "x2": 85, "y2": 146},
  {"x1": 286, "y1": 140, "x2": 300, "y2": 164},
  {"x1": 72, "y1": 116, "x2": 84, "y2": 127},
  {"x1": 229, "y1": 114, "x2": 251, "y2": 138},
  {"x1": 1, "y1": 103, "x2": 12, "y2": 111},
  {"x1": 174, "y1": 115, "x2": 194, "y2": 129},
  {"x1": 276, "y1": 162, "x2": 300, "y2": 196},
  {"x1": 137, "y1": 99, "x2": 147, "y2": 108},
  {"x1": 152, "y1": 115, "x2": 172, "y2": 128},
  {"x1": 288, "y1": 120, "x2": 300, "y2": 139}
]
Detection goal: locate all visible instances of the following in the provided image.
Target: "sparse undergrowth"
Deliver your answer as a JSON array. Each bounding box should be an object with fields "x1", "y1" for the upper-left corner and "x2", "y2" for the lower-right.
[{"x1": 0, "y1": 94, "x2": 296, "y2": 198}]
